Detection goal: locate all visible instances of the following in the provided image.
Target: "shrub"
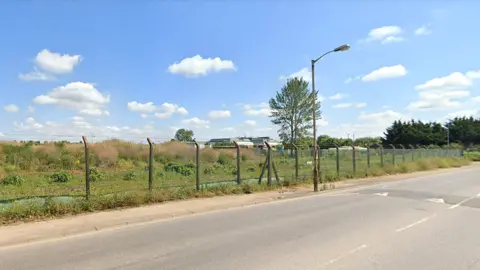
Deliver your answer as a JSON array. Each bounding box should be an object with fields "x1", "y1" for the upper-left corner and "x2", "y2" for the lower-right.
[
  {"x1": 203, "y1": 166, "x2": 215, "y2": 175},
  {"x1": 1, "y1": 175, "x2": 25, "y2": 186},
  {"x1": 246, "y1": 166, "x2": 256, "y2": 172},
  {"x1": 88, "y1": 167, "x2": 105, "y2": 182},
  {"x1": 164, "y1": 162, "x2": 195, "y2": 176},
  {"x1": 51, "y1": 172, "x2": 72, "y2": 183},
  {"x1": 217, "y1": 152, "x2": 231, "y2": 165},
  {"x1": 123, "y1": 171, "x2": 137, "y2": 181}
]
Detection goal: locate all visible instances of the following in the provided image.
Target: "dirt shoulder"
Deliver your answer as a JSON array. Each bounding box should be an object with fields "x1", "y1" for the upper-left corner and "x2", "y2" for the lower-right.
[{"x1": 1, "y1": 164, "x2": 478, "y2": 248}]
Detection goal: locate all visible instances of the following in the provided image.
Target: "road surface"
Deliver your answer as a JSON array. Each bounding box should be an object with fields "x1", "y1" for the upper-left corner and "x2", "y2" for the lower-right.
[{"x1": 1, "y1": 167, "x2": 480, "y2": 269}]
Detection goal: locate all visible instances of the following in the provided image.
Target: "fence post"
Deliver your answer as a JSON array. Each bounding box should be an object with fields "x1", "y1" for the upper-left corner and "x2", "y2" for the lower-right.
[
  {"x1": 351, "y1": 145, "x2": 356, "y2": 175},
  {"x1": 193, "y1": 140, "x2": 200, "y2": 191},
  {"x1": 380, "y1": 146, "x2": 384, "y2": 167},
  {"x1": 265, "y1": 142, "x2": 272, "y2": 186},
  {"x1": 293, "y1": 143, "x2": 299, "y2": 180},
  {"x1": 147, "y1": 138, "x2": 153, "y2": 191},
  {"x1": 317, "y1": 145, "x2": 321, "y2": 182},
  {"x1": 82, "y1": 136, "x2": 90, "y2": 200},
  {"x1": 389, "y1": 144, "x2": 396, "y2": 165},
  {"x1": 366, "y1": 145, "x2": 371, "y2": 168},
  {"x1": 409, "y1": 144, "x2": 415, "y2": 161},
  {"x1": 233, "y1": 141, "x2": 241, "y2": 185},
  {"x1": 399, "y1": 144, "x2": 406, "y2": 163},
  {"x1": 334, "y1": 143, "x2": 340, "y2": 176}
]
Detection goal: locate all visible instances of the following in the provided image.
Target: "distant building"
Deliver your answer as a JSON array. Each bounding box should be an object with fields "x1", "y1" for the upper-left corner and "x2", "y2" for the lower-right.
[{"x1": 208, "y1": 136, "x2": 280, "y2": 149}]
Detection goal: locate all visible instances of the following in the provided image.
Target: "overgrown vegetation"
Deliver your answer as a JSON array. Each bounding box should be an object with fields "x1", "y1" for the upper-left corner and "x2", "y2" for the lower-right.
[{"x1": 0, "y1": 156, "x2": 471, "y2": 224}]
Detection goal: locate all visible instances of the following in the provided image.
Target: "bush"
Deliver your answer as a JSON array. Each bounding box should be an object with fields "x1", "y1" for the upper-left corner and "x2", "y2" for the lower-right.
[
  {"x1": 164, "y1": 162, "x2": 195, "y2": 176},
  {"x1": 217, "y1": 152, "x2": 231, "y2": 165},
  {"x1": 465, "y1": 152, "x2": 480, "y2": 161},
  {"x1": 203, "y1": 166, "x2": 215, "y2": 175},
  {"x1": 88, "y1": 167, "x2": 105, "y2": 182},
  {"x1": 1, "y1": 175, "x2": 25, "y2": 186},
  {"x1": 51, "y1": 172, "x2": 72, "y2": 183},
  {"x1": 123, "y1": 171, "x2": 137, "y2": 181}
]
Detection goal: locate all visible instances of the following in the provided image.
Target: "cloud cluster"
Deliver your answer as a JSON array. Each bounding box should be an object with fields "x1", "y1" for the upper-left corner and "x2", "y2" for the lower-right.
[{"x1": 19, "y1": 49, "x2": 82, "y2": 81}]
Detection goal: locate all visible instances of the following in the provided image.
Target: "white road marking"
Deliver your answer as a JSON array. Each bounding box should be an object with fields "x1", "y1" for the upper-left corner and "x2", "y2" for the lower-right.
[
  {"x1": 395, "y1": 214, "x2": 436, "y2": 232},
  {"x1": 321, "y1": 244, "x2": 368, "y2": 267},
  {"x1": 449, "y1": 196, "x2": 476, "y2": 209},
  {"x1": 477, "y1": 192, "x2": 480, "y2": 197},
  {"x1": 427, "y1": 198, "x2": 445, "y2": 204},
  {"x1": 374, "y1": 192, "x2": 388, "y2": 196}
]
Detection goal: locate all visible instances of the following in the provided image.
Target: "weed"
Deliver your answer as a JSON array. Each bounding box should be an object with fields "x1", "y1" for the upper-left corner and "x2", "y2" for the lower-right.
[
  {"x1": 1, "y1": 175, "x2": 25, "y2": 186},
  {"x1": 51, "y1": 172, "x2": 72, "y2": 183}
]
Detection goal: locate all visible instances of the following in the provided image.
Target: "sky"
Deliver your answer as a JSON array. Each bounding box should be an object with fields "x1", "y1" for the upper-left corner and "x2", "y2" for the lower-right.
[{"x1": 1, "y1": 1, "x2": 480, "y2": 143}]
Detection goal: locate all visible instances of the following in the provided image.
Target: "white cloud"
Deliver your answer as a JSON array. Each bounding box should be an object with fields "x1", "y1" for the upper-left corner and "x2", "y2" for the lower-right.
[
  {"x1": 3, "y1": 104, "x2": 19, "y2": 113},
  {"x1": 407, "y1": 72, "x2": 474, "y2": 111},
  {"x1": 325, "y1": 110, "x2": 407, "y2": 138},
  {"x1": 18, "y1": 67, "x2": 56, "y2": 81},
  {"x1": 208, "y1": 110, "x2": 231, "y2": 119},
  {"x1": 140, "y1": 114, "x2": 148, "y2": 119},
  {"x1": 472, "y1": 96, "x2": 480, "y2": 102},
  {"x1": 33, "y1": 82, "x2": 110, "y2": 116},
  {"x1": 361, "y1": 65, "x2": 408, "y2": 82},
  {"x1": 127, "y1": 101, "x2": 157, "y2": 113},
  {"x1": 181, "y1": 117, "x2": 210, "y2": 129},
  {"x1": 27, "y1": 106, "x2": 35, "y2": 113},
  {"x1": 414, "y1": 24, "x2": 432, "y2": 36},
  {"x1": 332, "y1": 102, "x2": 367, "y2": 109},
  {"x1": 466, "y1": 70, "x2": 480, "y2": 79},
  {"x1": 363, "y1": 26, "x2": 404, "y2": 44},
  {"x1": 14, "y1": 117, "x2": 44, "y2": 130},
  {"x1": 154, "y1": 103, "x2": 188, "y2": 119},
  {"x1": 243, "y1": 102, "x2": 272, "y2": 117},
  {"x1": 35, "y1": 49, "x2": 82, "y2": 74},
  {"x1": 328, "y1": 93, "x2": 349, "y2": 100},
  {"x1": 168, "y1": 55, "x2": 236, "y2": 77},
  {"x1": 279, "y1": 67, "x2": 311, "y2": 82},
  {"x1": 245, "y1": 120, "x2": 256, "y2": 126},
  {"x1": 220, "y1": 127, "x2": 236, "y2": 132}
]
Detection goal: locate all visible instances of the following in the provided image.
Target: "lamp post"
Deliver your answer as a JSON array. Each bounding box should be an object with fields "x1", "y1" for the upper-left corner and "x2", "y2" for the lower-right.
[{"x1": 311, "y1": 44, "x2": 350, "y2": 192}]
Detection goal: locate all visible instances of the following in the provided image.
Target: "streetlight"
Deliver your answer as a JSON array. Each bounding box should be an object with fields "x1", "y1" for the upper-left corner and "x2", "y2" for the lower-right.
[{"x1": 311, "y1": 44, "x2": 350, "y2": 192}]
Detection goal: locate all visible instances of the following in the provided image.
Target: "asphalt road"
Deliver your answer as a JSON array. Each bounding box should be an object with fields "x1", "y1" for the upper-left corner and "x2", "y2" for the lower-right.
[{"x1": 1, "y1": 167, "x2": 480, "y2": 270}]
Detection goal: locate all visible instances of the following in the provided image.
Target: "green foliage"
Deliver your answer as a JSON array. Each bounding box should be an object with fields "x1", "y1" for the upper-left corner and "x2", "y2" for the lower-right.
[
  {"x1": 269, "y1": 77, "x2": 321, "y2": 149},
  {"x1": 164, "y1": 162, "x2": 195, "y2": 176},
  {"x1": 88, "y1": 167, "x2": 105, "y2": 182},
  {"x1": 50, "y1": 172, "x2": 72, "y2": 183},
  {"x1": 122, "y1": 171, "x2": 137, "y2": 181},
  {"x1": 173, "y1": 128, "x2": 194, "y2": 142},
  {"x1": 465, "y1": 151, "x2": 480, "y2": 161},
  {"x1": 203, "y1": 166, "x2": 215, "y2": 175},
  {"x1": 217, "y1": 152, "x2": 231, "y2": 165},
  {"x1": 1, "y1": 175, "x2": 25, "y2": 186},
  {"x1": 383, "y1": 117, "x2": 480, "y2": 147}
]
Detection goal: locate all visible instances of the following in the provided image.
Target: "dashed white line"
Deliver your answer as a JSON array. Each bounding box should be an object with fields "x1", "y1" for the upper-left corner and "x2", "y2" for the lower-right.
[
  {"x1": 395, "y1": 214, "x2": 436, "y2": 232},
  {"x1": 374, "y1": 192, "x2": 389, "y2": 197},
  {"x1": 321, "y1": 244, "x2": 368, "y2": 267}
]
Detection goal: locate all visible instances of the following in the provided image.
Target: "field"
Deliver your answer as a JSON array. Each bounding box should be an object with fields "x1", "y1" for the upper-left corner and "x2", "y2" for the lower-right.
[{"x1": 0, "y1": 140, "x2": 471, "y2": 224}]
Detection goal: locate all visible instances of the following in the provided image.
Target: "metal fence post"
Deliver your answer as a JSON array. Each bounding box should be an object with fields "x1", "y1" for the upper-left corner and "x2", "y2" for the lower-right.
[
  {"x1": 380, "y1": 146, "x2": 384, "y2": 167},
  {"x1": 317, "y1": 145, "x2": 321, "y2": 182},
  {"x1": 265, "y1": 142, "x2": 272, "y2": 186},
  {"x1": 351, "y1": 145, "x2": 356, "y2": 175},
  {"x1": 293, "y1": 144, "x2": 299, "y2": 181},
  {"x1": 335, "y1": 143, "x2": 340, "y2": 176},
  {"x1": 389, "y1": 144, "x2": 396, "y2": 165},
  {"x1": 193, "y1": 140, "x2": 200, "y2": 191},
  {"x1": 82, "y1": 136, "x2": 90, "y2": 200},
  {"x1": 409, "y1": 144, "x2": 415, "y2": 161},
  {"x1": 367, "y1": 145, "x2": 371, "y2": 168},
  {"x1": 400, "y1": 144, "x2": 406, "y2": 163},
  {"x1": 233, "y1": 141, "x2": 241, "y2": 185},
  {"x1": 146, "y1": 138, "x2": 154, "y2": 191}
]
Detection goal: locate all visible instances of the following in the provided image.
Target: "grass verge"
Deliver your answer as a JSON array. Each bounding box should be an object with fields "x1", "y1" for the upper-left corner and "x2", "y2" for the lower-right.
[
  {"x1": 465, "y1": 151, "x2": 480, "y2": 161},
  {"x1": 0, "y1": 157, "x2": 471, "y2": 225}
]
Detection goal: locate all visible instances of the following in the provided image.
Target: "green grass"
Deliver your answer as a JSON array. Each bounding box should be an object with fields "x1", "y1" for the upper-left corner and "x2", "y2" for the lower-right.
[{"x1": 0, "y1": 140, "x2": 470, "y2": 224}]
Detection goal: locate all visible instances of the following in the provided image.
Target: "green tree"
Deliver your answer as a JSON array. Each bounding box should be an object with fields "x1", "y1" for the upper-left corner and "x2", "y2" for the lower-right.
[
  {"x1": 173, "y1": 128, "x2": 194, "y2": 142},
  {"x1": 269, "y1": 77, "x2": 321, "y2": 148}
]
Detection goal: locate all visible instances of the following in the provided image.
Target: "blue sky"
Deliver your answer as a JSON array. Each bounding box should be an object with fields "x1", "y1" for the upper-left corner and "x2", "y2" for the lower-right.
[{"x1": 1, "y1": 1, "x2": 480, "y2": 142}]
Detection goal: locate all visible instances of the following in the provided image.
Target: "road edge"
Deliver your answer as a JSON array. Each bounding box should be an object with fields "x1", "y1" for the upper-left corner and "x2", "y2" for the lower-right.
[{"x1": 0, "y1": 164, "x2": 478, "y2": 249}]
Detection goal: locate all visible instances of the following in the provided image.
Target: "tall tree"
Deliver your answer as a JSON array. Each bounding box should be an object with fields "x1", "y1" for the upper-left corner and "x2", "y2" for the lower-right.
[
  {"x1": 173, "y1": 128, "x2": 194, "y2": 142},
  {"x1": 269, "y1": 77, "x2": 321, "y2": 147}
]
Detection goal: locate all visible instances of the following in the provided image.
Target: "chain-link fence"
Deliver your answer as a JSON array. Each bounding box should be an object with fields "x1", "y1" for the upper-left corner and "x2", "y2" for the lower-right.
[{"x1": 0, "y1": 138, "x2": 465, "y2": 203}]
